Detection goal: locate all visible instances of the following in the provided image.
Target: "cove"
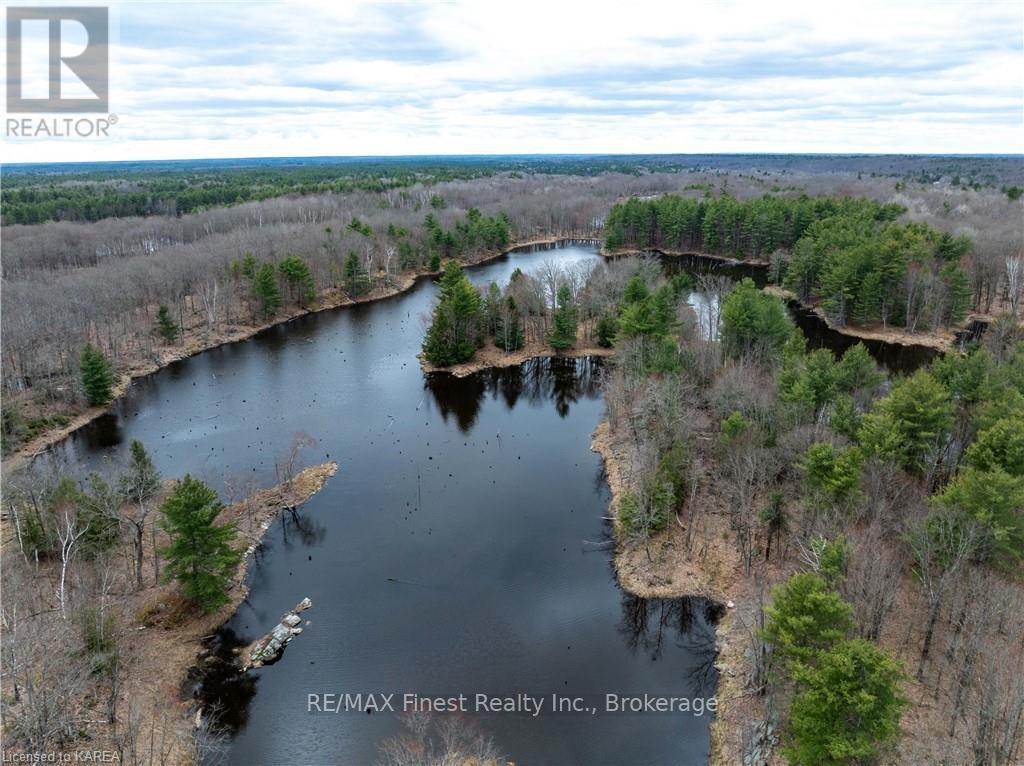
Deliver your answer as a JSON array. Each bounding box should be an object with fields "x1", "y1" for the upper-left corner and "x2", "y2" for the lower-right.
[{"x1": 54, "y1": 243, "x2": 720, "y2": 766}]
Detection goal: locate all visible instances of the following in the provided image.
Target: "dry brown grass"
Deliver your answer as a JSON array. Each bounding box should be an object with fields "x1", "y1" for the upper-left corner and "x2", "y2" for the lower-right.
[{"x1": 1, "y1": 461, "x2": 337, "y2": 765}]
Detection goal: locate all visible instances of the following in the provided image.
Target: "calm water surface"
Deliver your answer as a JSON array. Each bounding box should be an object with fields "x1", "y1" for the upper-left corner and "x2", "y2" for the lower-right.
[{"x1": 57, "y1": 244, "x2": 720, "y2": 766}]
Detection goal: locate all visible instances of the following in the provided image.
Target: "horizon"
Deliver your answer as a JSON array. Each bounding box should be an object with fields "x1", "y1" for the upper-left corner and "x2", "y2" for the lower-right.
[
  {"x1": 3, "y1": 0, "x2": 1022, "y2": 163},
  {"x1": 7, "y1": 150, "x2": 1024, "y2": 172}
]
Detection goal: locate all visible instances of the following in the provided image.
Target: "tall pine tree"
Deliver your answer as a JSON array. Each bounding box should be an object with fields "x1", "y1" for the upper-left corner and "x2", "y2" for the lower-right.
[
  {"x1": 159, "y1": 475, "x2": 241, "y2": 613},
  {"x1": 80, "y1": 343, "x2": 114, "y2": 406},
  {"x1": 495, "y1": 295, "x2": 525, "y2": 351},
  {"x1": 253, "y1": 263, "x2": 282, "y2": 317},
  {"x1": 343, "y1": 252, "x2": 370, "y2": 296},
  {"x1": 549, "y1": 283, "x2": 577, "y2": 349},
  {"x1": 422, "y1": 262, "x2": 483, "y2": 366}
]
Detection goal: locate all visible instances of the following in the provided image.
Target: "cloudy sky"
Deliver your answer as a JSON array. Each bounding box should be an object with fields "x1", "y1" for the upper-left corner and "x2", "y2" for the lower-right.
[{"x1": 6, "y1": 0, "x2": 1023, "y2": 162}]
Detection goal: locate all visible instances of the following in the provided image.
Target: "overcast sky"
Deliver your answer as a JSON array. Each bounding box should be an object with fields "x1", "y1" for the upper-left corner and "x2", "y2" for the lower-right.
[{"x1": 6, "y1": 0, "x2": 1023, "y2": 162}]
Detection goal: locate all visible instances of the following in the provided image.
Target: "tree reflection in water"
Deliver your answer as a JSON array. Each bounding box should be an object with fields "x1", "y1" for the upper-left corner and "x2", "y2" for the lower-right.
[
  {"x1": 619, "y1": 593, "x2": 722, "y2": 697},
  {"x1": 424, "y1": 356, "x2": 603, "y2": 433}
]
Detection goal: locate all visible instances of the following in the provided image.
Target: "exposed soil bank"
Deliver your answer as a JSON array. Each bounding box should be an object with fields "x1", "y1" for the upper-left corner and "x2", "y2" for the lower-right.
[
  {"x1": 419, "y1": 338, "x2": 614, "y2": 377},
  {"x1": 763, "y1": 285, "x2": 962, "y2": 353},
  {"x1": 605, "y1": 245, "x2": 987, "y2": 356},
  {"x1": 590, "y1": 419, "x2": 753, "y2": 766},
  {"x1": 128, "y1": 462, "x2": 337, "y2": 762},
  {"x1": 2, "y1": 236, "x2": 593, "y2": 473},
  {"x1": 602, "y1": 245, "x2": 770, "y2": 268}
]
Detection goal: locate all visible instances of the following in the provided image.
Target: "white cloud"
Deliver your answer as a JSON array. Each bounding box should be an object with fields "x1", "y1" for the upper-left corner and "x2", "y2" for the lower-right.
[{"x1": 5, "y1": 0, "x2": 1022, "y2": 161}]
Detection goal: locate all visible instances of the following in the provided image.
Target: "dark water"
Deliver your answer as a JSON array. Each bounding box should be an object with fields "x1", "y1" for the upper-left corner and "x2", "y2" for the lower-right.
[
  {"x1": 656, "y1": 251, "x2": 941, "y2": 373},
  {"x1": 55, "y1": 244, "x2": 721, "y2": 766}
]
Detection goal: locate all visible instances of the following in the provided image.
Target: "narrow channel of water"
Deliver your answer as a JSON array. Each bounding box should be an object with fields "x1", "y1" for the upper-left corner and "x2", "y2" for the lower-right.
[{"x1": 54, "y1": 244, "x2": 721, "y2": 766}]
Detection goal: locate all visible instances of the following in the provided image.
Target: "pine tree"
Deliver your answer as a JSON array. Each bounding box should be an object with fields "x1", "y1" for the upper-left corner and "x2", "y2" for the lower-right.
[
  {"x1": 343, "y1": 251, "x2": 369, "y2": 296},
  {"x1": 278, "y1": 255, "x2": 317, "y2": 306},
  {"x1": 482, "y1": 282, "x2": 502, "y2": 337},
  {"x1": 762, "y1": 572, "x2": 854, "y2": 670},
  {"x1": 159, "y1": 475, "x2": 241, "y2": 613},
  {"x1": 596, "y1": 314, "x2": 618, "y2": 348},
  {"x1": 861, "y1": 370, "x2": 953, "y2": 473},
  {"x1": 721, "y1": 278, "x2": 794, "y2": 363},
  {"x1": 422, "y1": 262, "x2": 482, "y2": 365},
  {"x1": 78, "y1": 473, "x2": 121, "y2": 556},
  {"x1": 549, "y1": 283, "x2": 577, "y2": 349},
  {"x1": 786, "y1": 639, "x2": 907, "y2": 766},
  {"x1": 253, "y1": 263, "x2": 282, "y2": 317},
  {"x1": 80, "y1": 343, "x2": 114, "y2": 406},
  {"x1": 240, "y1": 252, "x2": 258, "y2": 279},
  {"x1": 156, "y1": 304, "x2": 178, "y2": 343}
]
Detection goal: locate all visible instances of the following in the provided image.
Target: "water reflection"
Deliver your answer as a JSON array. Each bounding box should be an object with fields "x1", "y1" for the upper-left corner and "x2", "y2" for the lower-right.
[
  {"x1": 191, "y1": 626, "x2": 260, "y2": 734},
  {"x1": 660, "y1": 254, "x2": 939, "y2": 374},
  {"x1": 424, "y1": 357, "x2": 604, "y2": 433},
  {"x1": 619, "y1": 594, "x2": 721, "y2": 695}
]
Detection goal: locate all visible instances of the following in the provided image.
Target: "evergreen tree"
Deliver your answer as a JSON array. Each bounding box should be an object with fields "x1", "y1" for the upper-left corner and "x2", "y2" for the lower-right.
[
  {"x1": 966, "y1": 415, "x2": 1024, "y2": 476},
  {"x1": 835, "y1": 343, "x2": 883, "y2": 396},
  {"x1": 830, "y1": 394, "x2": 862, "y2": 439},
  {"x1": 343, "y1": 251, "x2": 370, "y2": 296},
  {"x1": 785, "y1": 640, "x2": 907, "y2": 766},
  {"x1": 596, "y1": 314, "x2": 619, "y2": 348},
  {"x1": 721, "y1": 278, "x2": 794, "y2": 363},
  {"x1": 762, "y1": 572, "x2": 854, "y2": 670},
  {"x1": 937, "y1": 465, "x2": 1024, "y2": 567},
  {"x1": 78, "y1": 473, "x2": 121, "y2": 556},
  {"x1": 622, "y1": 275, "x2": 649, "y2": 305},
  {"x1": 422, "y1": 262, "x2": 483, "y2": 366},
  {"x1": 156, "y1": 304, "x2": 178, "y2": 343},
  {"x1": 801, "y1": 442, "x2": 863, "y2": 505},
  {"x1": 860, "y1": 370, "x2": 953, "y2": 473},
  {"x1": 240, "y1": 252, "x2": 258, "y2": 279},
  {"x1": 253, "y1": 263, "x2": 282, "y2": 317},
  {"x1": 482, "y1": 282, "x2": 502, "y2": 337},
  {"x1": 159, "y1": 475, "x2": 241, "y2": 613},
  {"x1": 549, "y1": 283, "x2": 577, "y2": 349},
  {"x1": 278, "y1": 255, "x2": 317, "y2": 306},
  {"x1": 80, "y1": 343, "x2": 114, "y2": 406}
]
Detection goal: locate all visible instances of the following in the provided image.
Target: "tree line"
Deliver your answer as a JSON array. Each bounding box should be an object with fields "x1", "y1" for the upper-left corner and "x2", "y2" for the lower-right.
[
  {"x1": 605, "y1": 192, "x2": 978, "y2": 334},
  {"x1": 604, "y1": 193, "x2": 904, "y2": 260}
]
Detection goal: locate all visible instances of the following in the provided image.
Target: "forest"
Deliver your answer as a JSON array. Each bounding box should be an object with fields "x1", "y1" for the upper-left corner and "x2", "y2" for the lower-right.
[
  {"x1": 582, "y1": 255, "x2": 1023, "y2": 765},
  {"x1": 1, "y1": 158, "x2": 1023, "y2": 765},
  {"x1": 5, "y1": 153, "x2": 1023, "y2": 226},
  {"x1": 3, "y1": 163, "x2": 1022, "y2": 459},
  {"x1": 605, "y1": 193, "x2": 978, "y2": 332}
]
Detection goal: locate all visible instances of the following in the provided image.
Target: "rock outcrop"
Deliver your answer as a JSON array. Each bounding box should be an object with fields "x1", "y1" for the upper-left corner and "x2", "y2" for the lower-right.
[{"x1": 241, "y1": 597, "x2": 313, "y2": 670}]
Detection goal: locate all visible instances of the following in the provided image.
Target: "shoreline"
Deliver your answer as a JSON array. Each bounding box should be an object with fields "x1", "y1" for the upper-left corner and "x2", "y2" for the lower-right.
[
  {"x1": 2, "y1": 235, "x2": 597, "y2": 474},
  {"x1": 601, "y1": 245, "x2": 770, "y2": 268},
  {"x1": 590, "y1": 418, "x2": 748, "y2": 766},
  {"x1": 764, "y1": 285, "x2": 963, "y2": 352},
  {"x1": 163, "y1": 461, "x2": 337, "y2": 757},
  {"x1": 0, "y1": 462, "x2": 339, "y2": 765},
  {"x1": 418, "y1": 339, "x2": 614, "y2": 377},
  {"x1": 605, "y1": 245, "x2": 980, "y2": 355}
]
